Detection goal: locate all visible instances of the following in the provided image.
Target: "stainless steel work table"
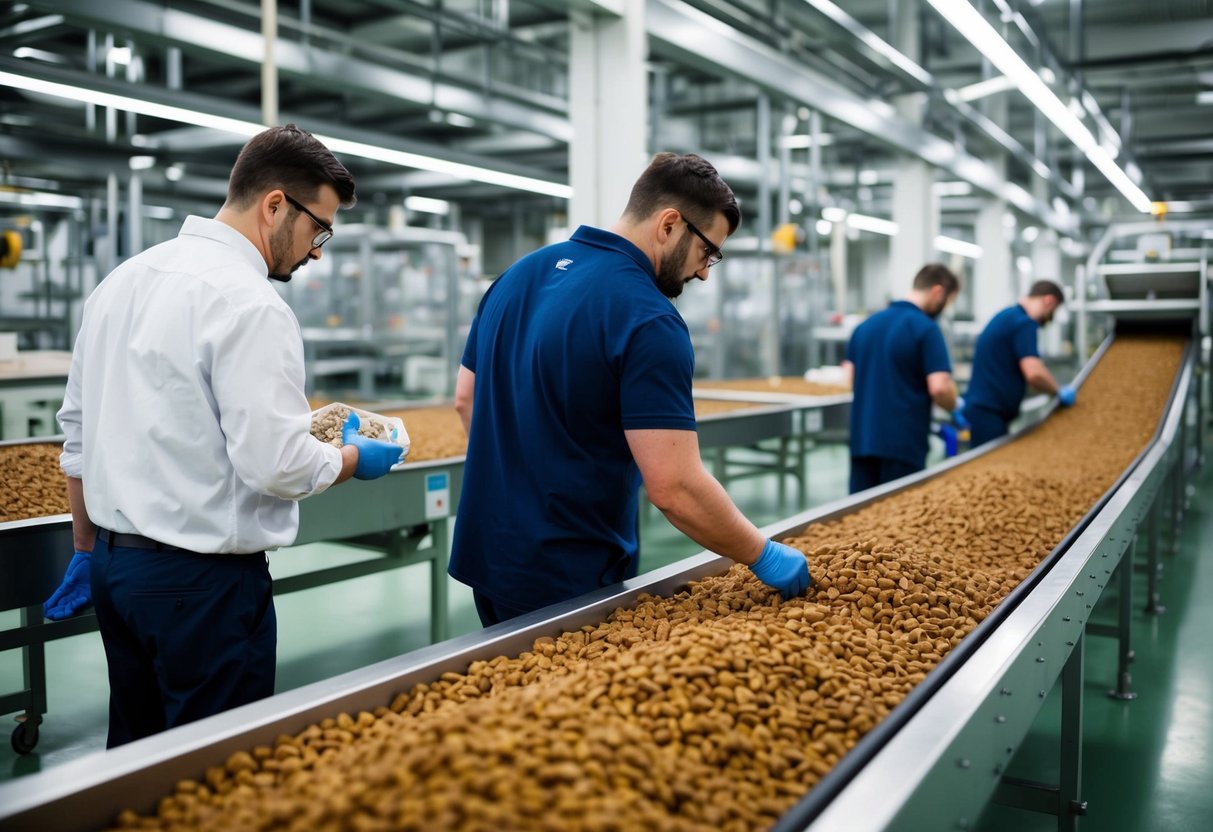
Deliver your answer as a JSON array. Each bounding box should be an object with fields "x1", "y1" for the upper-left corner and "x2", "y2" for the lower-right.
[{"x1": 0, "y1": 333, "x2": 1197, "y2": 830}]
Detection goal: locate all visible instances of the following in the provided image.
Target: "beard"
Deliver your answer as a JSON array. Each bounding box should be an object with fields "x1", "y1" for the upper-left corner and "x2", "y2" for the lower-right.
[
  {"x1": 267, "y1": 224, "x2": 311, "y2": 283},
  {"x1": 655, "y1": 232, "x2": 695, "y2": 298}
]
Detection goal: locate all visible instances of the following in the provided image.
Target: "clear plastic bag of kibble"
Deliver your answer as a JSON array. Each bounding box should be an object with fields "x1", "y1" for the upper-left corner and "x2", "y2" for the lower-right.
[{"x1": 309, "y1": 403, "x2": 411, "y2": 467}]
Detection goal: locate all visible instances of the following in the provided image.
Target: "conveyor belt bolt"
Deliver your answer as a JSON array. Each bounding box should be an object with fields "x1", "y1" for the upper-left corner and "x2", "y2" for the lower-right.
[
  {"x1": 995, "y1": 715, "x2": 1007, "y2": 724},
  {"x1": 957, "y1": 758, "x2": 971, "y2": 769},
  {"x1": 999, "y1": 688, "x2": 1012, "y2": 696}
]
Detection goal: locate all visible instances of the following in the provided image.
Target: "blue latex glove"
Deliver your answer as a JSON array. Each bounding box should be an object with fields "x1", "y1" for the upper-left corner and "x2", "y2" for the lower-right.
[
  {"x1": 749, "y1": 539, "x2": 811, "y2": 600},
  {"x1": 938, "y1": 424, "x2": 959, "y2": 457},
  {"x1": 952, "y1": 396, "x2": 969, "y2": 430},
  {"x1": 44, "y1": 551, "x2": 92, "y2": 620},
  {"x1": 1058, "y1": 385, "x2": 1077, "y2": 407},
  {"x1": 342, "y1": 411, "x2": 404, "y2": 480}
]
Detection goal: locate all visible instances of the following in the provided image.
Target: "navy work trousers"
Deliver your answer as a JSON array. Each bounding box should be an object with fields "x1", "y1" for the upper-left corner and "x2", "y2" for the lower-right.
[
  {"x1": 848, "y1": 455, "x2": 923, "y2": 494},
  {"x1": 472, "y1": 589, "x2": 537, "y2": 628},
  {"x1": 965, "y1": 404, "x2": 1011, "y2": 449},
  {"x1": 90, "y1": 534, "x2": 276, "y2": 748}
]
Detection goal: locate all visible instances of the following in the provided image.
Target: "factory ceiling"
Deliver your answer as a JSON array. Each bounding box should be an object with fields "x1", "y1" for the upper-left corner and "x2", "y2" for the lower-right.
[{"x1": 0, "y1": 0, "x2": 1210, "y2": 230}]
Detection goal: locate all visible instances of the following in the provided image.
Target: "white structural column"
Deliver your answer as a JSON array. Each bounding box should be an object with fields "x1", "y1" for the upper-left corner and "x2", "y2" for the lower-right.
[
  {"x1": 973, "y1": 94, "x2": 1014, "y2": 325},
  {"x1": 1034, "y1": 229, "x2": 1066, "y2": 354},
  {"x1": 889, "y1": 2, "x2": 937, "y2": 298},
  {"x1": 1031, "y1": 178, "x2": 1065, "y2": 354},
  {"x1": 569, "y1": 0, "x2": 647, "y2": 228},
  {"x1": 974, "y1": 200, "x2": 1013, "y2": 325}
]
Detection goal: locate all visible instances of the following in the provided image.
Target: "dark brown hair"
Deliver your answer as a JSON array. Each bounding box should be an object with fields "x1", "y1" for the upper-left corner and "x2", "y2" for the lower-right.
[
  {"x1": 622, "y1": 152, "x2": 741, "y2": 234},
  {"x1": 912, "y1": 262, "x2": 960, "y2": 295},
  {"x1": 226, "y1": 124, "x2": 356, "y2": 210},
  {"x1": 1027, "y1": 279, "x2": 1064, "y2": 303}
]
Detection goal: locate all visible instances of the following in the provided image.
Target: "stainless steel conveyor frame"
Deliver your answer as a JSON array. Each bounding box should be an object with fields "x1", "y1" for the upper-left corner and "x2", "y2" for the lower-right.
[
  {"x1": 0, "y1": 333, "x2": 1197, "y2": 831},
  {"x1": 0, "y1": 397, "x2": 834, "y2": 757}
]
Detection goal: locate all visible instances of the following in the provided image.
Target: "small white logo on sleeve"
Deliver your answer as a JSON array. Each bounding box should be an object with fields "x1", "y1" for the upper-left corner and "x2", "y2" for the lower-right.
[{"x1": 555, "y1": 258, "x2": 573, "y2": 270}]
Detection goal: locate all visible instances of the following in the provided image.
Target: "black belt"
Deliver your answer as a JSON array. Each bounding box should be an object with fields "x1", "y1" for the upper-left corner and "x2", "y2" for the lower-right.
[{"x1": 98, "y1": 528, "x2": 184, "y2": 552}]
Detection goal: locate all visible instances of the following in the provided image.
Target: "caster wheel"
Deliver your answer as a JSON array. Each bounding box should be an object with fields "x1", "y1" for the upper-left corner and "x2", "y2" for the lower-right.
[{"x1": 11, "y1": 721, "x2": 39, "y2": 755}]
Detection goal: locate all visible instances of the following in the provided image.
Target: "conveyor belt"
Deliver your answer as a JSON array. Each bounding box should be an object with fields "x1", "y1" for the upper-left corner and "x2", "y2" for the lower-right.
[{"x1": 0, "y1": 335, "x2": 1196, "y2": 830}]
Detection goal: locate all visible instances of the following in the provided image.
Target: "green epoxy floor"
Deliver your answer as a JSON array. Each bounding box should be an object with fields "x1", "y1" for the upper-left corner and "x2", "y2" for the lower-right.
[{"x1": 3, "y1": 437, "x2": 1212, "y2": 832}]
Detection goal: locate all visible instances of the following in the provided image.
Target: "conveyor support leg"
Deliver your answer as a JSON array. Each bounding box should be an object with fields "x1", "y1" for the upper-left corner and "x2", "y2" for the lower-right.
[
  {"x1": 1108, "y1": 537, "x2": 1137, "y2": 701},
  {"x1": 1144, "y1": 497, "x2": 1165, "y2": 616}
]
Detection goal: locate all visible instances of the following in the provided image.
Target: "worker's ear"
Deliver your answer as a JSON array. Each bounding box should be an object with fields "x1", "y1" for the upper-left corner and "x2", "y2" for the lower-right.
[
  {"x1": 654, "y1": 208, "x2": 681, "y2": 244},
  {"x1": 260, "y1": 190, "x2": 287, "y2": 228}
]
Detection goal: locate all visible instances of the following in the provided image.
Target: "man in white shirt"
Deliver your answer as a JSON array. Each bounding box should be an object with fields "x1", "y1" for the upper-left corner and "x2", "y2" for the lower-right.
[{"x1": 42, "y1": 124, "x2": 403, "y2": 747}]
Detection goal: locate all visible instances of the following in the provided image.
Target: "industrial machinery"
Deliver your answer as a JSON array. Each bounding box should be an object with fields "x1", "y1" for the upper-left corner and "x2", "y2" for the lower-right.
[
  {"x1": 276, "y1": 225, "x2": 477, "y2": 401},
  {"x1": 1076, "y1": 220, "x2": 1210, "y2": 359},
  {"x1": 679, "y1": 247, "x2": 829, "y2": 380},
  {"x1": 0, "y1": 326, "x2": 1198, "y2": 831}
]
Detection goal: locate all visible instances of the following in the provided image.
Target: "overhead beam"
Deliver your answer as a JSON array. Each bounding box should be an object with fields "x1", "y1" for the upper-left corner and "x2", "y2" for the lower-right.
[
  {"x1": 32, "y1": 0, "x2": 573, "y2": 142},
  {"x1": 647, "y1": 0, "x2": 1076, "y2": 233}
]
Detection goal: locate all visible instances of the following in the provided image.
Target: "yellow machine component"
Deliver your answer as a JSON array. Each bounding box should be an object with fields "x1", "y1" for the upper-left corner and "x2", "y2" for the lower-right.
[
  {"x1": 771, "y1": 222, "x2": 800, "y2": 254},
  {"x1": 0, "y1": 229, "x2": 21, "y2": 269},
  {"x1": 1150, "y1": 201, "x2": 1169, "y2": 219}
]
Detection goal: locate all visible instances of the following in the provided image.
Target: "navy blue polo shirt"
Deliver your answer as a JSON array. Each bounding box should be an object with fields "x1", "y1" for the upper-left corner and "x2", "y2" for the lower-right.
[
  {"x1": 847, "y1": 300, "x2": 952, "y2": 467},
  {"x1": 450, "y1": 225, "x2": 697, "y2": 612},
  {"x1": 965, "y1": 304, "x2": 1040, "y2": 420}
]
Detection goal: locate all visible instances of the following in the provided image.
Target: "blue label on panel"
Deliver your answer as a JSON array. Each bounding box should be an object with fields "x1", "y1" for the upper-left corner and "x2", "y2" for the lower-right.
[{"x1": 426, "y1": 472, "x2": 448, "y2": 492}]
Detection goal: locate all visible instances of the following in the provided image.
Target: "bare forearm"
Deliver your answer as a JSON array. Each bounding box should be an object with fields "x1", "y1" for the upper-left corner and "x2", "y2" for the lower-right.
[
  {"x1": 65, "y1": 476, "x2": 96, "y2": 552},
  {"x1": 335, "y1": 445, "x2": 358, "y2": 484},
  {"x1": 1021, "y1": 358, "x2": 1060, "y2": 394},
  {"x1": 648, "y1": 468, "x2": 766, "y2": 565}
]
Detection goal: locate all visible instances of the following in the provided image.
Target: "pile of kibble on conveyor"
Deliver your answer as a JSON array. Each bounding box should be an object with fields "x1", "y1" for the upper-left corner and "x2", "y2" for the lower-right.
[
  {"x1": 379, "y1": 406, "x2": 467, "y2": 462},
  {"x1": 695, "y1": 376, "x2": 851, "y2": 397},
  {"x1": 0, "y1": 442, "x2": 68, "y2": 522},
  {"x1": 108, "y1": 335, "x2": 1184, "y2": 832}
]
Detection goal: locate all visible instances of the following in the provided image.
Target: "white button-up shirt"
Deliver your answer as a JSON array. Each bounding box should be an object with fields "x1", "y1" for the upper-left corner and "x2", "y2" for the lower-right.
[{"x1": 58, "y1": 216, "x2": 342, "y2": 553}]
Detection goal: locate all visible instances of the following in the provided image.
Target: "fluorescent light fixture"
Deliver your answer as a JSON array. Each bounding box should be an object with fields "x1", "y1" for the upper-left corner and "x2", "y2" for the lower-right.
[
  {"x1": 445, "y1": 112, "x2": 476, "y2": 128},
  {"x1": 404, "y1": 195, "x2": 451, "y2": 215},
  {"x1": 1032, "y1": 159, "x2": 1051, "y2": 179},
  {"x1": 0, "y1": 189, "x2": 83, "y2": 209},
  {"x1": 933, "y1": 181, "x2": 973, "y2": 197},
  {"x1": 788, "y1": 197, "x2": 804, "y2": 215},
  {"x1": 1038, "y1": 66, "x2": 1056, "y2": 85},
  {"x1": 803, "y1": 1, "x2": 933, "y2": 86},
  {"x1": 142, "y1": 205, "x2": 175, "y2": 220},
  {"x1": 1022, "y1": 225, "x2": 1040, "y2": 243},
  {"x1": 934, "y1": 235, "x2": 983, "y2": 259},
  {"x1": 857, "y1": 169, "x2": 880, "y2": 186},
  {"x1": 956, "y1": 75, "x2": 1017, "y2": 102},
  {"x1": 165, "y1": 164, "x2": 184, "y2": 182},
  {"x1": 779, "y1": 133, "x2": 835, "y2": 149},
  {"x1": 13, "y1": 47, "x2": 69, "y2": 64},
  {"x1": 128, "y1": 155, "x2": 155, "y2": 171},
  {"x1": 846, "y1": 213, "x2": 899, "y2": 236},
  {"x1": 816, "y1": 219, "x2": 833, "y2": 236},
  {"x1": 924, "y1": 0, "x2": 1153, "y2": 213},
  {"x1": 1016, "y1": 255, "x2": 1033, "y2": 273},
  {"x1": 109, "y1": 46, "x2": 133, "y2": 66},
  {"x1": 1198, "y1": 90, "x2": 1213, "y2": 105},
  {"x1": 0, "y1": 70, "x2": 572, "y2": 199},
  {"x1": 821, "y1": 206, "x2": 848, "y2": 222}
]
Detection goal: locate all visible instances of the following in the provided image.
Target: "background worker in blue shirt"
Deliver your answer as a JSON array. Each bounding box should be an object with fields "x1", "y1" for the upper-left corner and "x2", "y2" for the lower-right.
[
  {"x1": 963, "y1": 279, "x2": 1075, "y2": 448},
  {"x1": 843, "y1": 263, "x2": 962, "y2": 493},
  {"x1": 450, "y1": 152, "x2": 810, "y2": 627}
]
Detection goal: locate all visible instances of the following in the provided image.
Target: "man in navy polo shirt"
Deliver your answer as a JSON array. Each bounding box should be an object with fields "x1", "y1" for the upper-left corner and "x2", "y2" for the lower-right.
[
  {"x1": 844, "y1": 263, "x2": 962, "y2": 493},
  {"x1": 450, "y1": 152, "x2": 810, "y2": 626},
  {"x1": 963, "y1": 280, "x2": 1075, "y2": 447}
]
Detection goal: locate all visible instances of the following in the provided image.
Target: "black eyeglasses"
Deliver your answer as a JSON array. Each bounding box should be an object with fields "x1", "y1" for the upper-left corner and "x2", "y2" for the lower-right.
[
  {"x1": 684, "y1": 219, "x2": 723, "y2": 268},
  {"x1": 283, "y1": 193, "x2": 334, "y2": 249}
]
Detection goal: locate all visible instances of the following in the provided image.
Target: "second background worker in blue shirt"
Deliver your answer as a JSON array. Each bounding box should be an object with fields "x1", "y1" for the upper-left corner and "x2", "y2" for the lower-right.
[{"x1": 844, "y1": 263, "x2": 963, "y2": 493}]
